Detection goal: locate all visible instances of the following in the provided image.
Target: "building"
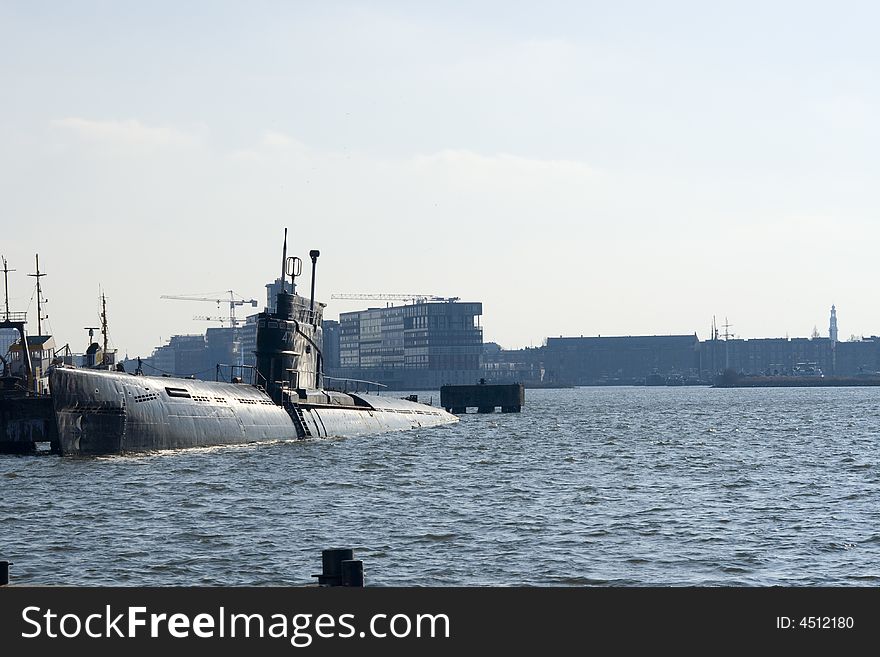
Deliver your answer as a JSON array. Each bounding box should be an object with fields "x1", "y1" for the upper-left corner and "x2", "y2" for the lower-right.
[
  {"x1": 323, "y1": 319, "x2": 340, "y2": 370},
  {"x1": 134, "y1": 334, "x2": 208, "y2": 379},
  {"x1": 206, "y1": 326, "x2": 241, "y2": 373},
  {"x1": 326, "y1": 300, "x2": 483, "y2": 390},
  {"x1": 538, "y1": 333, "x2": 845, "y2": 384},
  {"x1": 481, "y1": 343, "x2": 546, "y2": 384},
  {"x1": 544, "y1": 335, "x2": 701, "y2": 385},
  {"x1": 238, "y1": 314, "x2": 258, "y2": 369},
  {"x1": 835, "y1": 336, "x2": 880, "y2": 375},
  {"x1": 698, "y1": 336, "x2": 835, "y2": 378}
]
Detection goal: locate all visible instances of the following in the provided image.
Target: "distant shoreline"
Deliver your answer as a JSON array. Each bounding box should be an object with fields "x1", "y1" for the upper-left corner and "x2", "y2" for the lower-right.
[{"x1": 714, "y1": 376, "x2": 880, "y2": 388}]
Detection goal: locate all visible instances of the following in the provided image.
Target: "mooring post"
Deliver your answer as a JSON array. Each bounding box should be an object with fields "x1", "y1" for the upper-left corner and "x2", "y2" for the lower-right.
[
  {"x1": 341, "y1": 559, "x2": 364, "y2": 587},
  {"x1": 313, "y1": 548, "x2": 364, "y2": 587}
]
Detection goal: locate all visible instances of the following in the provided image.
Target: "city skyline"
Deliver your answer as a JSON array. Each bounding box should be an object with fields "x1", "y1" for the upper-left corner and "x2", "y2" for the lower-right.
[
  {"x1": 0, "y1": 257, "x2": 861, "y2": 361},
  {"x1": 3, "y1": 2, "x2": 880, "y2": 356}
]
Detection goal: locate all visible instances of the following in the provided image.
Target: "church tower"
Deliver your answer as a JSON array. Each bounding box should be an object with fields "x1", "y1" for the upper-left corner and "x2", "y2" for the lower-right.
[{"x1": 829, "y1": 305, "x2": 838, "y2": 343}]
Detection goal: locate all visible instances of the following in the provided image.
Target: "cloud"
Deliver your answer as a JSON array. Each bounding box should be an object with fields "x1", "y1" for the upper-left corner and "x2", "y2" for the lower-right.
[
  {"x1": 216, "y1": 131, "x2": 604, "y2": 232},
  {"x1": 50, "y1": 117, "x2": 198, "y2": 149},
  {"x1": 260, "y1": 130, "x2": 304, "y2": 149},
  {"x1": 413, "y1": 148, "x2": 597, "y2": 186}
]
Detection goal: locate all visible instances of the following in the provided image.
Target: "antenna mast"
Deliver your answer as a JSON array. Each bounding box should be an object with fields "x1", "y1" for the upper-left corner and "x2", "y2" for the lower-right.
[{"x1": 28, "y1": 254, "x2": 47, "y2": 336}]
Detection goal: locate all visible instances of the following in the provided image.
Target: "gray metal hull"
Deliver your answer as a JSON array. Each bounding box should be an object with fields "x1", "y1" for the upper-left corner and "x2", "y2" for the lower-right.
[{"x1": 49, "y1": 368, "x2": 457, "y2": 456}]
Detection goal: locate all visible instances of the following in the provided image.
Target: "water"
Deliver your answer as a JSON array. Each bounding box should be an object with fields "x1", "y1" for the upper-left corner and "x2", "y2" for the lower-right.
[{"x1": 2, "y1": 387, "x2": 879, "y2": 586}]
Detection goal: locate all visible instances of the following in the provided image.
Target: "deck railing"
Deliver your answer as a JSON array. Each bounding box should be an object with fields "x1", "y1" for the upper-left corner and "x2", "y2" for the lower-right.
[
  {"x1": 323, "y1": 376, "x2": 387, "y2": 394},
  {"x1": 0, "y1": 312, "x2": 27, "y2": 324}
]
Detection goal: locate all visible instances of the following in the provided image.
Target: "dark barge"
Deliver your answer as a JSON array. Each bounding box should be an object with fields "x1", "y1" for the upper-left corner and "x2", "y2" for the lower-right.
[{"x1": 0, "y1": 391, "x2": 57, "y2": 455}]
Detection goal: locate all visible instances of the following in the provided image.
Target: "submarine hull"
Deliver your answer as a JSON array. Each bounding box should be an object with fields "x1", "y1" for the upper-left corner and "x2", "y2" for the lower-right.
[{"x1": 49, "y1": 368, "x2": 457, "y2": 456}]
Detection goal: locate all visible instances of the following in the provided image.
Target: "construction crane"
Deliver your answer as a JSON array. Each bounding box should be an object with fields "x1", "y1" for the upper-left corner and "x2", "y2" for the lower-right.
[
  {"x1": 330, "y1": 293, "x2": 460, "y2": 304},
  {"x1": 160, "y1": 290, "x2": 259, "y2": 327},
  {"x1": 193, "y1": 315, "x2": 236, "y2": 327}
]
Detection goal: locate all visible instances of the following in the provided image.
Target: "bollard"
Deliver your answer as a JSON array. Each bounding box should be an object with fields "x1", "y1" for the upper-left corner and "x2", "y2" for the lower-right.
[
  {"x1": 341, "y1": 559, "x2": 364, "y2": 587},
  {"x1": 314, "y1": 548, "x2": 354, "y2": 586},
  {"x1": 1, "y1": 561, "x2": 11, "y2": 586}
]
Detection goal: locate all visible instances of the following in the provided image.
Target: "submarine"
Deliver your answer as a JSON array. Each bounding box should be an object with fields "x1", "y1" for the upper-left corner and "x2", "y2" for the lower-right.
[{"x1": 48, "y1": 233, "x2": 458, "y2": 455}]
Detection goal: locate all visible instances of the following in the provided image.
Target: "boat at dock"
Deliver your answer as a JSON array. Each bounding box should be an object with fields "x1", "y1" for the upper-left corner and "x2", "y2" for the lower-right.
[
  {"x1": 0, "y1": 256, "x2": 62, "y2": 455},
  {"x1": 47, "y1": 232, "x2": 458, "y2": 455}
]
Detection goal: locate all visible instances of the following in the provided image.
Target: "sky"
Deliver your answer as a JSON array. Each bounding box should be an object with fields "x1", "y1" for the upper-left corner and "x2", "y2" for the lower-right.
[{"x1": 2, "y1": 1, "x2": 879, "y2": 356}]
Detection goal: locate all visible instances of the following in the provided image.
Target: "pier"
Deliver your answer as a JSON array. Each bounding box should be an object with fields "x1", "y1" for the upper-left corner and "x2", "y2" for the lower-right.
[
  {"x1": 0, "y1": 550, "x2": 364, "y2": 587},
  {"x1": 441, "y1": 381, "x2": 524, "y2": 413}
]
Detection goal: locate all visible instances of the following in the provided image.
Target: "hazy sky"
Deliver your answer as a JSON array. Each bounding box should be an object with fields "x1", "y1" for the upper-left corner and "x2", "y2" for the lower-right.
[{"x1": 2, "y1": 1, "x2": 879, "y2": 356}]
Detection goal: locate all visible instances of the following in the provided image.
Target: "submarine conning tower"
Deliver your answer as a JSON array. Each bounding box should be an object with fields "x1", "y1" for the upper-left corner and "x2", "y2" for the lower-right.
[{"x1": 255, "y1": 234, "x2": 324, "y2": 404}]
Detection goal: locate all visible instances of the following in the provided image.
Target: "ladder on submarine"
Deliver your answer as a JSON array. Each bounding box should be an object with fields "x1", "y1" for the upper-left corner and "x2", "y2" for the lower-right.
[
  {"x1": 280, "y1": 388, "x2": 313, "y2": 439},
  {"x1": 288, "y1": 402, "x2": 313, "y2": 439}
]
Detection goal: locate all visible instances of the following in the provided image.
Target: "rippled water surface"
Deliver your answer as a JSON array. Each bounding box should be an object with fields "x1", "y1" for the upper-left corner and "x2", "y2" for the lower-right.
[{"x1": 2, "y1": 387, "x2": 879, "y2": 586}]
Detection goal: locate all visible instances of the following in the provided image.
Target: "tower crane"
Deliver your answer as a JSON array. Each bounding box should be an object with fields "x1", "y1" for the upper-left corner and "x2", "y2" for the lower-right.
[
  {"x1": 330, "y1": 293, "x2": 460, "y2": 304},
  {"x1": 192, "y1": 315, "x2": 236, "y2": 327},
  {"x1": 160, "y1": 290, "x2": 259, "y2": 327}
]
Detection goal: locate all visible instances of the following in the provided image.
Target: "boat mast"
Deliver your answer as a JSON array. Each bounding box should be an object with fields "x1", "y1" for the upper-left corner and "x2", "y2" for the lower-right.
[
  {"x1": 28, "y1": 254, "x2": 46, "y2": 336},
  {"x1": 101, "y1": 292, "x2": 109, "y2": 365},
  {"x1": 2, "y1": 256, "x2": 13, "y2": 321}
]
